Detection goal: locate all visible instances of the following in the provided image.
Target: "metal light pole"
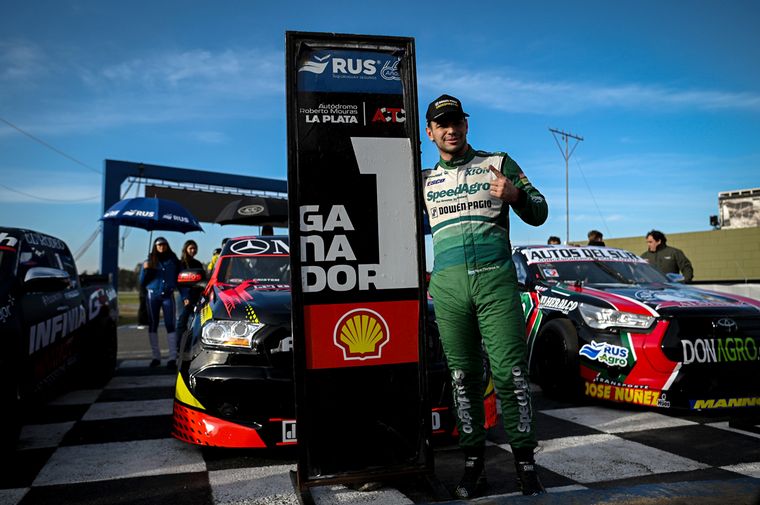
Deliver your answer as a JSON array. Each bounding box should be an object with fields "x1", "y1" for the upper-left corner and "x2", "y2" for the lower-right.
[{"x1": 549, "y1": 128, "x2": 583, "y2": 244}]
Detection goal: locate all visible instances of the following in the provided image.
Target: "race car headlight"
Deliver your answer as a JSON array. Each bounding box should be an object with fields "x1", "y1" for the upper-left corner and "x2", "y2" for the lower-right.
[
  {"x1": 201, "y1": 320, "x2": 265, "y2": 348},
  {"x1": 578, "y1": 303, "x2": 655, "y2": 330}
]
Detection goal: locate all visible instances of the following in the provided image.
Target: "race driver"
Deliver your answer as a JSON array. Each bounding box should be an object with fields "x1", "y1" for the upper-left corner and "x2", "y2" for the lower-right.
[{"x1": 422, "y1": 94, "x2": 548, "y2": 498}]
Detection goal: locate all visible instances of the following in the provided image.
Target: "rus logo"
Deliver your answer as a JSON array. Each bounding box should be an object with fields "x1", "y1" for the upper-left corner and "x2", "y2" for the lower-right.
[{"x1": 333, "y1": 308, "x2": 389, "y2": 360}]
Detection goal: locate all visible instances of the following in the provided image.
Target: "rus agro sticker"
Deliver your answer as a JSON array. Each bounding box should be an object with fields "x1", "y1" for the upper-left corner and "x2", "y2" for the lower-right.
[{"x1": 579, "y1": 341, "x2": 629, "y2": 367}]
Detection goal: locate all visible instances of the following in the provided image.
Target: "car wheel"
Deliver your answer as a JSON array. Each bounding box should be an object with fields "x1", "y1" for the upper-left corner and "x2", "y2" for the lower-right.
[{"x1": 533, "y1": 319, "x2": 580, "y2": 400}]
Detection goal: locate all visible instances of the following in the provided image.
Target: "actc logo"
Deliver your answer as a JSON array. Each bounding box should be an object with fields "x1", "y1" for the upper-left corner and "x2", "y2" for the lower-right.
[
  {"x1": 333, "y1": 308, "x2": 390, "y2": 361},
  {"x1": 372, "y1": 107, "x2": 406, "y2": 123}
]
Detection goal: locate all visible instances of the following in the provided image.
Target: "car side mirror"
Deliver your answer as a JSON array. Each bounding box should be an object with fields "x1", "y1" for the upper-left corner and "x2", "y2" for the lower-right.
[
  {"x1": 177, "y1": 268, "x2": 207, "y2": 289},
  {"x1": 23, "y1": 267, "x2": 71, "y2": 293}
]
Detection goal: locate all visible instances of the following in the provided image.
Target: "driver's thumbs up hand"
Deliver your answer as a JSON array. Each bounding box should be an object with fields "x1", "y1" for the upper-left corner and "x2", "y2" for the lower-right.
[{"x1": 488, "y1": 165, "x2": 519, "y2": 203}]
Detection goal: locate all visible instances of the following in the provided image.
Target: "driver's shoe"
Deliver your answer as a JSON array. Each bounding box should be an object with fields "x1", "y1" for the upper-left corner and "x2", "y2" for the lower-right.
[
  {"x1": 454, "y1": 456, "x2": 486, "y2": 499},
  {"x1": 515, "y1": 460, "x2": 546, "y2": 495}
]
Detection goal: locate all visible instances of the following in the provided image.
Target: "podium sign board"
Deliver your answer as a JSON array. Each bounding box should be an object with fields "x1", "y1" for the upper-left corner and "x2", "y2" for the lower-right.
[{"x1": 285, "y1": 32, "x2": 430, "y2": 488}]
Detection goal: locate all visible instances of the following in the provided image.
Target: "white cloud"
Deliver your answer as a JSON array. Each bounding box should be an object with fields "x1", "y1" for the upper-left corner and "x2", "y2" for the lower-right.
[
  {"x1": 187, "y1": 130, "x2": 229, "y2": 144},
  {"x1": 0, "y1": 40, "x2": 48, "y2": 82},
  {"x1": 1, "y1": 46, "x2": 285, "y2": 137},
  {"x1": 419, "y1": 62, "x2": 760, "y2": 115},
  {"x1": 90, "y1": 48, "x2": 283, "y2": 98}
]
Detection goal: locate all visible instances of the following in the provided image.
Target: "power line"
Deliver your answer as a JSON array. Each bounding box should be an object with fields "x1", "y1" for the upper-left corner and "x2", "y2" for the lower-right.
[
  {"x1": 574, "y1": 158, "x2": 610, "y2": 238},
  {"x1": 74, "y1": 224, "x2": 102, "y2": 261},
  {"x1": 0, "y1": 116, "x2": 101, "y2": 174}
]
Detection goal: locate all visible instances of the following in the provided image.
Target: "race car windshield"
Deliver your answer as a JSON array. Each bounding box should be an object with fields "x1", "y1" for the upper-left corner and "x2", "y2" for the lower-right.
[
  {"x1": 217, "y1": 256, "x2": 290, "y2": 285},
  {"x1": 537, "y1": 260, "x2": 667, "y2": 285}
]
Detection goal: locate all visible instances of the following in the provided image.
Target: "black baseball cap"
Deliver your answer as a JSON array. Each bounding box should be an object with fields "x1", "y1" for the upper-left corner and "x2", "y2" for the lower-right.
[{"x1": 426, "y1": 94, "x2": 469, "y2": 122}]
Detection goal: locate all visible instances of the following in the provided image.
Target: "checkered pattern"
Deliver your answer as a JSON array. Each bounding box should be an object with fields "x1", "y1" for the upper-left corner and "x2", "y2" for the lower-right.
[{"x1": 2, "y1": 360, "x2": 759, "y2": 504}]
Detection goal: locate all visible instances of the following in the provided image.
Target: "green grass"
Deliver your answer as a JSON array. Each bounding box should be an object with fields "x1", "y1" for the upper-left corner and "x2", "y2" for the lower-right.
[{"x1": 118, "y1": 290, "x2": 140, "y2": 326}]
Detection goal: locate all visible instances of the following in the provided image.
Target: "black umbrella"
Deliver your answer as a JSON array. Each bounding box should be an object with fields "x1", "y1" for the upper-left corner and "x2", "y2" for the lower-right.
[{"x1": 214, "y1": 196, "x2": 288, "y2": 227}]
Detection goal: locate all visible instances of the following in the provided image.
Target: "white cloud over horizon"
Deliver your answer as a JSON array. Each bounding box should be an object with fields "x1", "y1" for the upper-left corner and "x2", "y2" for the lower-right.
[
  {"x1": 420, "y1": 62, "x2": 760, "y2": 115},
  {"x1": 3, "y1": 39, "x2": 759, "y2": 139}
]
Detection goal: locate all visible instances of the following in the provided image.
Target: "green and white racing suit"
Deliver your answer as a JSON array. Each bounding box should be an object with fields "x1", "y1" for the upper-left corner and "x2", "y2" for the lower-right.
[{"x1": 423, "y1": 146, "x2": 548, "y2": 454}]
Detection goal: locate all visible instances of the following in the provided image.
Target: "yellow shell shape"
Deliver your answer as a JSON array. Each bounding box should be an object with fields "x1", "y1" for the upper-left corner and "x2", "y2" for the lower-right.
[{"x1": 338, "y1": 313, "x2": 385, "y2": 355}]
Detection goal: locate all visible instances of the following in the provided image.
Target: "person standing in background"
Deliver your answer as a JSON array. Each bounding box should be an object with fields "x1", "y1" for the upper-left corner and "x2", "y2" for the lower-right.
[
  {"x1": 207, "y1": 237, "x2": 229, "y2": 275},
  {"x1": 140, "y1": 237, "x2": 181, "y2": 369},
  {"x1": 176, "y1": 239, "x2": 203, "y2": 350},
  {"x1": 587, "y1": 230, "x2": 605, "y2": 246},
  {"x1": 641, "y1": 229, "x2": 694, "y2": 282}
]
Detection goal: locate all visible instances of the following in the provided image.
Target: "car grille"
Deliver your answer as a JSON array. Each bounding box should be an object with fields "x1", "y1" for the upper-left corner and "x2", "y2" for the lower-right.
[{"x1": 660, "y1": 314, "x2": 760, "y2": 397}]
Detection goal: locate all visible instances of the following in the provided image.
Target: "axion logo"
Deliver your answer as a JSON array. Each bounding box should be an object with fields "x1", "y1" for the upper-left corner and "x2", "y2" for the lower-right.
[{"x1": 333, "y1": 308, "x2": 389, "y2": 360}]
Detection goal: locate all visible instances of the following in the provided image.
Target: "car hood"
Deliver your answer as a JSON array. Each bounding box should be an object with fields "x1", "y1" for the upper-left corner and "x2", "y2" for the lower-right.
[
  {"x1": 208, "y1": 281, "x2": 291, "y2": 325},
  {"x1": 582, "y1": 282, "x2": 760, "y2": 315}
]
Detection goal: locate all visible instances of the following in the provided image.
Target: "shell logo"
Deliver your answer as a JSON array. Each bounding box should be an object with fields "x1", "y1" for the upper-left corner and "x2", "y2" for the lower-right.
[{"x1": 333, "y1": 308, "x2": 390, "y2": 360}]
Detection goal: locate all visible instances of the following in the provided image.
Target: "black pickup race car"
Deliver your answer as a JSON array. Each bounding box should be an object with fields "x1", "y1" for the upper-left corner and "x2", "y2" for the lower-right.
[
  {"x1": 515, "y1": 245, "x2": 760, "y2": 410},
  {"x1": 0, "y1": 227, "x2": 118, "y2": 452},
  {"x1": 171, "y1": 235, "x2": 496, "y2": 448}
]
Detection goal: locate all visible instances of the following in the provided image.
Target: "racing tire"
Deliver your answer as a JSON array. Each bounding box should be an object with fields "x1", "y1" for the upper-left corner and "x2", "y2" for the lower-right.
[{"x1": 533, "y1": 319, "x2": 580, "y2": 400}]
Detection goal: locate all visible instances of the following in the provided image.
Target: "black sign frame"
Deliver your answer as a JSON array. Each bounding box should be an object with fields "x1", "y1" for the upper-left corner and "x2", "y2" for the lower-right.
[{"x1": 285, "y1": 31, "x2": 432, "y2": 497}]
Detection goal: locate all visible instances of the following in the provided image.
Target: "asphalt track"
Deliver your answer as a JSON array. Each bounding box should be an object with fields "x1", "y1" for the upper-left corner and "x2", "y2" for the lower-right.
[
  {"x1": 2, "y1": 326, "x2": 757, "y2": 505},
  {"x1": 101, "y1": 326, "x2": 760, "y2": 504}
]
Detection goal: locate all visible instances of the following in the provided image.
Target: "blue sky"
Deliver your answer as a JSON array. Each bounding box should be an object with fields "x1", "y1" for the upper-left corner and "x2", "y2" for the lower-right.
[{"x1": 2, "y1": 0, "x2": 759, "y2": 273}]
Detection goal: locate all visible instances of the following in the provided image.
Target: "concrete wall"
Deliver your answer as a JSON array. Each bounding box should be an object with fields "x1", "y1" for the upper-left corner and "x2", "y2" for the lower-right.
[{"x1": 597, "y1": 227, "x2": 760, "y2": 282}]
